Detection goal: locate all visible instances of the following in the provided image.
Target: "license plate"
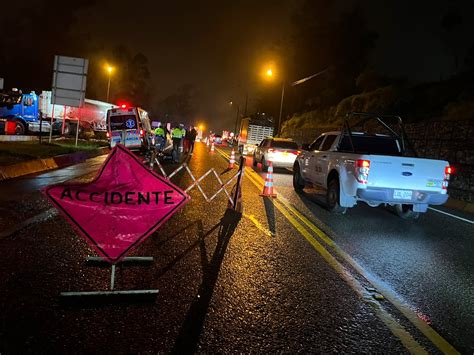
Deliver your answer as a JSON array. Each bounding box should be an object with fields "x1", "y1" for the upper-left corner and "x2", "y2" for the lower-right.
[{"x1": 393, "y1": 190, "x2": 413, "y2": 200}]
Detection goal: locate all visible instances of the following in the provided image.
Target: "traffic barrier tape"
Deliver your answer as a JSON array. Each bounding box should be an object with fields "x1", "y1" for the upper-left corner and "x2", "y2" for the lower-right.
[{"x1": 150, "y1": 152, "x2": 245, "y2": 207}]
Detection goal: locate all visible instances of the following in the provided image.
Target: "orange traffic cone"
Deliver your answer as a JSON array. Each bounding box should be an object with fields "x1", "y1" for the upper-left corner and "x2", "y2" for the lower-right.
[
  {"x1": 260, "y1": 160, "x2": 277, "y2": 198},
  {"x1": 229, "y1": 149, "x2": 236, "y2": 168},
  {"x1": 210, "y1": 142, "x2": 215, "y2": 153}
]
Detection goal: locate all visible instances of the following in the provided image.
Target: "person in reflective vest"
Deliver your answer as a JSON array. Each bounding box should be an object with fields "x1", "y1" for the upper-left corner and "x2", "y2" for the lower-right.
[
  {"x1": 154, "y1": 122, "x2": 165, "y2": 137},
  {"x1": 171, "y1": 125, "x2": 184, "y2": 163},
  {"x1": 153, "y1": 122, "x2": 166, "y2": 151}
]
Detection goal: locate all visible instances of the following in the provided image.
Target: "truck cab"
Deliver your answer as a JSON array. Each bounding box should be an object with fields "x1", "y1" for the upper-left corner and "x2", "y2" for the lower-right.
[{"x1": 0, "y1": 91, "x2": 46, "y2": 134}]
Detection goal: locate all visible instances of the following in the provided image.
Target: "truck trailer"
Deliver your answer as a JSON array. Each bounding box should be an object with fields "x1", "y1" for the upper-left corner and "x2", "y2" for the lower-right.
[
  {"x1": 0, "y1": 89, "x2": 116, "y2": 135},
  {"x1": 238, "y1": 114, "x2": 274, "y2": 155}
]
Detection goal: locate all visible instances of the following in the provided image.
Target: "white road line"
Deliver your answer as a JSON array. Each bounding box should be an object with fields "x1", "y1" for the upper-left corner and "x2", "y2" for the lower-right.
[
  {"x1": 0, "y1": 208, "x2": 58, "y2": 239},
  {"x1": 428, "y1": 207, "x2": 474, "y2": 224}
]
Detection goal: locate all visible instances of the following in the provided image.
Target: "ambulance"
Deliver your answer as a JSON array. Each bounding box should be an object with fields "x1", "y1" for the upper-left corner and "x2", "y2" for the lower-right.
[{"x1": 106, "y1": 105, "x2": 152, "y2": 151}]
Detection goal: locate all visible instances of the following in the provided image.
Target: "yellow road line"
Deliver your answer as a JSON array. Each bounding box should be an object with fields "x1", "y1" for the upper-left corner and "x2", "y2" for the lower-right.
[
  {"x1": 245, "y1": 172, "x2": 427, "y2": 354},
  {"x1": 216, "y1": 147, "x2": 458, "y2": 354},
  {"x1": 243, "y1": 213, "x2": 275, "y2": 237}
]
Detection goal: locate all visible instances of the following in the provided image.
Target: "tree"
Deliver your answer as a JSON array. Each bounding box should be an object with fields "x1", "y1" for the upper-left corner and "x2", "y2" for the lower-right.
[
  {"x1": 289, "y1": 1, "x2": 378, "y2": 111},
  {"x1": 156, "y1": 84, "x2": 198, "y2": 123},
  {"x1": 441, "y1": 12, "x2": 463, "y2": 73}
]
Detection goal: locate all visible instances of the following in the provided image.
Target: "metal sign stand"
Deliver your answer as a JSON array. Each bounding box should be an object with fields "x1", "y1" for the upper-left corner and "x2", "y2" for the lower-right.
[{"x1": 60, "y1": 256, "x2": 159, "y2": 298}]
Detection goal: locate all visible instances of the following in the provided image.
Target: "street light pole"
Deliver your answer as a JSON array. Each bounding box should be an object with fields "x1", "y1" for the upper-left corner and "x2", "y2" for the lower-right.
[
  {"x1": 106, "y1": 66, "x2": 114, "y2": 102},
  {"x1": 234, "y1": 104, "x2": 240, "y2": 136},
  {"x1": 277, "y1": 83, "x2": 285, "y2": 136},
  {"x1": 106, "y1": 74, "x2": 111, "y2": 102}
]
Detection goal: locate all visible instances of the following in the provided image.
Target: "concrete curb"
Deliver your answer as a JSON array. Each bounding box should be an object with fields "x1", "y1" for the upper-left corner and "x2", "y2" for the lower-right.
[{"x1": 0, "y1": 147, "x2": 109, "y2": 181}]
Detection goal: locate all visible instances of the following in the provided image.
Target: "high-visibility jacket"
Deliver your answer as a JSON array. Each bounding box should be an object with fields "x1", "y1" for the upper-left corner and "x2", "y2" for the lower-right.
[
  {"x1": 154, "y1": 127, "x2": 165, "y2": 136},
  {"x1": 181, "y1": 128, "x2": 186, "y2": 137},
  {"x1": 171, "y1": 127, "x2": 184, "y2": 139}
]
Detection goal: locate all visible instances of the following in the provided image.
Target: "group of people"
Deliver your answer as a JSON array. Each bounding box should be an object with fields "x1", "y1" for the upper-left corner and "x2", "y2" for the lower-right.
[{"x1": 151, "y1": 122, "x2": 197, "y2": 163}]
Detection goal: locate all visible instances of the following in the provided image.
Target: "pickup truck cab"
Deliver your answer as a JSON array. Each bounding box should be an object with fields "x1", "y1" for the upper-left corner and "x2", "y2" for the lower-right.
[{"x1": 293, "y1": 115, "x2": 452, "y2": 219}]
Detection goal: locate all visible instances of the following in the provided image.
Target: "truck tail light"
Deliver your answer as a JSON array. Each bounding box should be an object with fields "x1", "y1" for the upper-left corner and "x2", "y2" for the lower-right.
[
  {"x1": 140, "y1": 129, "x2": 144, "y2": 137},
  {"x1": 291, "y1": 150, "x2": 301, "y2": 155},
  {"x1": 106, "y1": 131, "x2": 110, "y2": 138},
  {"x1": 355, "y1": 159, "x2": 370, "y2": 184},
  {"x1": 443, "y1": 165, "x2": 453, "y2": 189}
]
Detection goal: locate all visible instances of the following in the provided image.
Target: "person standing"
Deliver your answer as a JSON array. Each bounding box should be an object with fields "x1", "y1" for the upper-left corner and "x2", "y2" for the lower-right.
[
  {"x1": 188, "y1": 125, "x2": 197, "y2": 154},
  {"x1": 171, "y1": 124, "x2": 184, "y2": 163},
  {"x1": 153, "y1": 122, "x2": 166, "y2": 151}
]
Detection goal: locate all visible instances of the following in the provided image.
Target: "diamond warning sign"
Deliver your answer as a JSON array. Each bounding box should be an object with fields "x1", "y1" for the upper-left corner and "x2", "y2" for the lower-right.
[{"x1": 43, "y1": 144, "x2": 189, "y2": 263}]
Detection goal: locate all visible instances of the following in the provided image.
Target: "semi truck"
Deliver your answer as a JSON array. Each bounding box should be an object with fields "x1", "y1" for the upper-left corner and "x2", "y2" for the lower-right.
[
  {"x1": 0, "y1": 89, "x2": 116, "y2": 135},
  {"x1": 238, "y1": 114, "x2": 274, "y2": 155}
]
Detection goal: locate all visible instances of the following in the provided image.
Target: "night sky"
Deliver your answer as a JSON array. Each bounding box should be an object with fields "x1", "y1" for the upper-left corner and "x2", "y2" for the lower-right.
[{"x1": 1, "y1": 0, "x2": 473, "y2": 130}]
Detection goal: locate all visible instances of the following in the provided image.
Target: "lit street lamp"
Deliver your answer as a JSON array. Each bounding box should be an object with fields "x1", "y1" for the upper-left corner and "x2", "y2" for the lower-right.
[
  {"x1": 106, "y1": 66, "x2": 114, "y2": 103},
  {"x1": 265, "y1": 66, "x2": 329, "y2": 136}
]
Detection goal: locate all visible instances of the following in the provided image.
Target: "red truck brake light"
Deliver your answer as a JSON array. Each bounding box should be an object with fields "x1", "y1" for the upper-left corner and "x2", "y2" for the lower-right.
[
  {"x1": 140, "y1": 129, "x2": 144, "y2": 137},
  {"x1": 106, "y1": 131, "x2": 110, "y2": 138},
  {"x1": 355, "y1": 159, "x2": 370, "y2": 184},
  {"x1": 443, "y1": 165, "x2": 453, "y2": 189}
]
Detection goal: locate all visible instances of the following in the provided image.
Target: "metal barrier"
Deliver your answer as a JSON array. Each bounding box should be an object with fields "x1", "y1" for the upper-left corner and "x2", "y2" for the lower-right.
[{"x1": 149, "y1": 154, "x2": 245, "y2": 210}]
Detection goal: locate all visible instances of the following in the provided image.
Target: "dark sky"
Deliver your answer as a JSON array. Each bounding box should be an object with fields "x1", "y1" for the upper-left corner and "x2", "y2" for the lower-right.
[{"x1": 2, "y1": 0, "x2": 473, "y2": 131}]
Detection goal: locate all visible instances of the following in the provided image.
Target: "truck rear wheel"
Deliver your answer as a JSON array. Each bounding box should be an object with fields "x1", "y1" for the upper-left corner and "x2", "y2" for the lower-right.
[
  {"x1": 395, "y1": 204, "x2": 420, "y2": 220},
  {"x1": 327, "y1": 178, "x2": 347, "y2": 214},
  {"x1": 15, "y1": 121, "x2": 26, "y2": 135}
]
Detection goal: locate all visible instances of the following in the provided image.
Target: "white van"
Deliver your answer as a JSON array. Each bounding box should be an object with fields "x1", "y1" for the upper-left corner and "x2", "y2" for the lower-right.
[{"x1": 106, "y1": 105, "x2": 152, "y2": 151}]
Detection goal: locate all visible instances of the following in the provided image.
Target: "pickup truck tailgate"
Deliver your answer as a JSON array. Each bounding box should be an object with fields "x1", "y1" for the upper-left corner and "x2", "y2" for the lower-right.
[{"x1": 367, "y1": 155, "x2": 448, "y2": 192}]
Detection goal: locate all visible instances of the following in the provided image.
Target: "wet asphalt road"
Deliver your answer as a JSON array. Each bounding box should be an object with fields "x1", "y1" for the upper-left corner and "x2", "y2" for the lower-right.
[
  {"x1": 223, "y1": 147, "x2": 474, "y2": 353},
  {"x1": 0, "y1": 142, "x2": 472, "y2": 353}
]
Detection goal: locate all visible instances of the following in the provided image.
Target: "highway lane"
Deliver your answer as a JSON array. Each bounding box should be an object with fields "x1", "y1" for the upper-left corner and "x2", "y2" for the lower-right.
[
  {"x1": 1, "y1": 143, "x2": 417, "y2": 353},
  {"x1": 225, "y1": 148, "x2": 473, "y2": 353}
]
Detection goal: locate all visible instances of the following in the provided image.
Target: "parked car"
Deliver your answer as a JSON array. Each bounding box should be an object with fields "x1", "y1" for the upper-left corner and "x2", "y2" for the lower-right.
[
  {"x1": 213, "y1": 135, "x2": 223, "y2": 144},
  {"x1": 292, "y1": 112, "x2": 452, "y2": 219},
  {"x1": 253, "y1": 138, "x2": 300, "y2": 171}
]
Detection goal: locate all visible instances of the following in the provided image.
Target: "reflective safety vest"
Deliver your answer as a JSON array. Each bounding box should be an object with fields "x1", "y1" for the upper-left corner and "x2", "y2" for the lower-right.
[
  {"x1": 181, "y1": 128, "x2": 186, "y2": 137},
  {"x1": 171, "y1": 127, "x2": 184, "y2": 138},
  {"x1": 154, "y1": 127, "x2": 165, "y2": 136}
]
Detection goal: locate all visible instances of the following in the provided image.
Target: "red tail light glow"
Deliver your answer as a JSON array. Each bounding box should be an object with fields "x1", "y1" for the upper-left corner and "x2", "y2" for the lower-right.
[
  {"x1": 355, "y1": 159, "x2": 370, "y2": 184},
  {"x1": 140, "y1": 129, "x2": 144, "y2": 137},
  {"x1": 106, "y1": 131, "x2": 110, "y2": 138},
  {"x1": 356, "y1": 160, "x2": 371, "y2": 168},
  {"x1": 443, "y1": 165, "x2": 453, "y2": 189}
]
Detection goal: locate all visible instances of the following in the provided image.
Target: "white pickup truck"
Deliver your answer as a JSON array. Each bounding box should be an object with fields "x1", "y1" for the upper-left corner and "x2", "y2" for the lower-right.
[{"x1": 292, "y1": 114, "x2": 452, "y2": 219}]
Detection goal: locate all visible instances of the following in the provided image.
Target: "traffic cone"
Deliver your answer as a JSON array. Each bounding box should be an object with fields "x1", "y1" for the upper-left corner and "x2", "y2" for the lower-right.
[
  {"x1": 260, "y1": 160, "x2": 277, "y2": 198},
  {"x1": 229, "y1": 149, "x2": 235, "y2": 169},
  {"x1": 210, "y1": 142, "x2": 215, "y2": 153}
]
